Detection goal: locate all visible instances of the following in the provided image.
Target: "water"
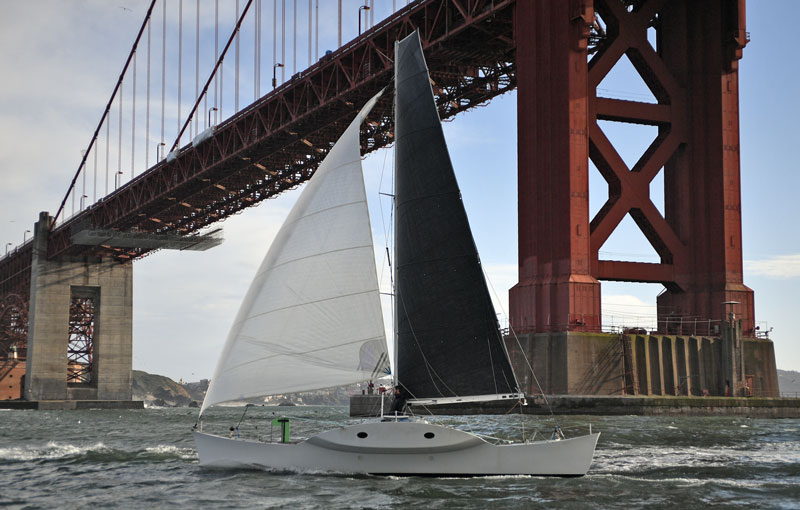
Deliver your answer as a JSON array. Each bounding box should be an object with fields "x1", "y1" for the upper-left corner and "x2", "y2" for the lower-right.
[{"x1": 1, "y1": 406, "x2": 798, "y2": 509}]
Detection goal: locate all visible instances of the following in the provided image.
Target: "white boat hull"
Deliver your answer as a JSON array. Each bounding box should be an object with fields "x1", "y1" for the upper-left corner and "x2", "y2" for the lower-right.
[{"x1": 194, "y1": 420, "x2": 599, "y2": 476}]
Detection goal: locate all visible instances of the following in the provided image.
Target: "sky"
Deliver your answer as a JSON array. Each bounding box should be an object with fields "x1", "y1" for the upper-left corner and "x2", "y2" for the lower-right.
[{"x1": 0, "y1": 1, "x2": 798, "y2": 381}]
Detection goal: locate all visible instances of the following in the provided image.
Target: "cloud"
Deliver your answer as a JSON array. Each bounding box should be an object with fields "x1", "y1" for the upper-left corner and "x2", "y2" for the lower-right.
[{"x1": 745, "y1": 254, "x2": 800, "y2": 279}]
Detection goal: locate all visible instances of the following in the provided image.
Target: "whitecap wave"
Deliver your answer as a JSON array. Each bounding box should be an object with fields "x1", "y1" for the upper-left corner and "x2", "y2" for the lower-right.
[
  {"x1": 0, "y1": 441, "x2": 108, "y2": 462},
  {"x1": 142, "y1": 444, "x2": 196, "y2": 460}
]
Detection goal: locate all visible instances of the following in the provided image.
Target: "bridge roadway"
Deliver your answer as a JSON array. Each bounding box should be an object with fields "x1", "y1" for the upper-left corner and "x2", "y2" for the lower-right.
[{"x1": 0, "y1": 0, "x2": 517, "y2": 302}]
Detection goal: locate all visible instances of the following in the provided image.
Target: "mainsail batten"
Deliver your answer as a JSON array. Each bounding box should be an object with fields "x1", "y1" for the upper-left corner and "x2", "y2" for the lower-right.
[
  {"x1": 200, "y1": 92, "x2": 387, "y2": 414},
  {"x1": 393, "y1": 34, "x2": 520, "y2": 401}
]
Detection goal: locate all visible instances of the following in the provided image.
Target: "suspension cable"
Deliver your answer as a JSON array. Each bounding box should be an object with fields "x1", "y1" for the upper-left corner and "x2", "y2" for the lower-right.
[
  {"x1": 52, "y1": 0, "x2": 157, "y2": 226},
  {"x1": 169, "y1": 0, "x2": 255, "y2": 153}
]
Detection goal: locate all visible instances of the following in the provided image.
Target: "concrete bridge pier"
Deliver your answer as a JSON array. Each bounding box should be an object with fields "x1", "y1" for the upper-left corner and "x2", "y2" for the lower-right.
[{"x1": 24, "y1": 212, "x2": 133, "y2": 402}]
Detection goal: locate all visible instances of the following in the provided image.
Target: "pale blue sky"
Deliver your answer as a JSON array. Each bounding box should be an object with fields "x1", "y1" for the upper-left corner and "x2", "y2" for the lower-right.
[{"x1": 0, "y1": 1, "x2": 797, "y2": 380}]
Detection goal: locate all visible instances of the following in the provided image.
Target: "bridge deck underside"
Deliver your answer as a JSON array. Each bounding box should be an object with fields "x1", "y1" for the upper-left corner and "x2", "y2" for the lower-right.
[{"x1": 48, "y1": 0, "x2": 516, "y2": 263}]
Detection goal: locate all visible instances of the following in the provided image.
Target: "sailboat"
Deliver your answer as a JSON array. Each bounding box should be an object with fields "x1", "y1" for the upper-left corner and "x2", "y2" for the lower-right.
[{"x1": 193, "y1": 32, "x2": 599, "y2": 476}]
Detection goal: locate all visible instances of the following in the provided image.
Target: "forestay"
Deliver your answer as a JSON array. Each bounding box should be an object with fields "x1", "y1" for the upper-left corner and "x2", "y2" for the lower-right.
[{"x1": 201, "y1": 92, "x2": 387, "y2": 415}]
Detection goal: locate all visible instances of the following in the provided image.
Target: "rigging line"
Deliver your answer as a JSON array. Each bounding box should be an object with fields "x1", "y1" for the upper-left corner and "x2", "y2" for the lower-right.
[
  {"x1": 479, "y1": 265, "x2": 522, "y2": 393},
  {"x1": 168, "y1": 0, "x2": 255, "y2": 154},
  {"x1": 395, "y1": 285, "x2": 457, "y2": 398},
  {"x1": 52, "y1": 0, "x2": 158, "y2": 225}
]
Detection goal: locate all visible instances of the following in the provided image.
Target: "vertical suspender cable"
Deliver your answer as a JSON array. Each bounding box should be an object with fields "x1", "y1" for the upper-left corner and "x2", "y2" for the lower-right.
[
  {"x1": 273, "y1": 0, "x2": 277, "y2": 72},
  {"x1": 337, "y1": 0, "x2": 342, "y2": 48},
  {"x1": 314, "y1": 0, "x2": 318, "y2": 61},
  {"x1": 81, "y1": 151, "x2": 86, "y2": 210},
  {"x1": 178, "y1": 0, "x2": 183, "y2": 143},
  {"x1": 196, "y1": 0, "x2": 200, "y2": 136},
  {"x1": 370, "y1": 0, "x2": 374, "y2": 28},
  {"x1": 93, "y1": 144, "x2": 98, "y2": 202},
  {"x1": 220, "y1": 6, "x2": 224, "y2": 120},
  {"x1": 254, "y1": 0, "x2": 259, "y2": 100},
  {"x1": 52, "y1": 0, "x2": 157, "y2": 224},
  {"x1": 132, "y1": 50, "x2": 137, "y2": 178},
  {"x1": 281, "y1": 0, "x2": 285, "y2": 82},
  {"x1": 169, "y1": 0, "x2": 254, "y2": 153},
  {"x1": 118, "y1": 85, "x2": 123, "y2": 188},
  {"x1": 214, "y1": 0, "x2": 218, "y2": 114},
  {"x1": 292, "y1": 0, "x2": 296, "y2": 74},
  {"x1": 146, "y1": 16, "x2": 151, "y2": 170},
  {"x1": 106, "y1": 116, "x2": 110, "y2": 195},
  {"x1": 162, "y1": 0, "x2": 166, "y2": 151},
  {"x1": 307, "y1": 0, "x2": 311, "y2": 67},
  {"x1": 235, "y1": 0, "x2": 240, "y2": 113}
]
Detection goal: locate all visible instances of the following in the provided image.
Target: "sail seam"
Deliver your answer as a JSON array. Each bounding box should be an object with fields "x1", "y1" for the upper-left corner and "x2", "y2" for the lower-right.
[
  {"x1": 395, "y1": 189, "x2": 461, "y2": 208},
  {"x1": 223, "y1": 334, "x2": 387, "y2": 371},
  {"x1": 239, "y1": 286, "x2": 380, "y2": 323},
  {"x1": 254, "y1": 243, "x2": 374, "y2": 277}
]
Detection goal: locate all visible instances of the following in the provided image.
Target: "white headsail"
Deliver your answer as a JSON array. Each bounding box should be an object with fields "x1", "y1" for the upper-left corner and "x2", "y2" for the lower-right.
[{"x1": 201, "y1": 91, "x2": 387, "y2": 414}]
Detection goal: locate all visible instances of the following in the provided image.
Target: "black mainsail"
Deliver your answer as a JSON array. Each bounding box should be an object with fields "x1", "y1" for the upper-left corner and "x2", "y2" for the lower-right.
[{"x1": 393, "y1": 32, "x2": 519, "y2": 401}]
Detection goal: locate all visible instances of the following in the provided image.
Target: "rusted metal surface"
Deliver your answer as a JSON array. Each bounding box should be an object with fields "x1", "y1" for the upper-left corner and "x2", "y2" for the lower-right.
[
  {"x1": 67, "y1": 297, "x2": 95, "y2": 384},
  {"x1": 0, "y1": 293, "x2": 28, "y2": 359}
]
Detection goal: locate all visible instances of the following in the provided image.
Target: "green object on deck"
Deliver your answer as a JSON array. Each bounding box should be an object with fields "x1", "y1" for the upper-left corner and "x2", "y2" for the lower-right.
[{"x1": 272, "y1": 417, "x2": 290, "y2": 443}]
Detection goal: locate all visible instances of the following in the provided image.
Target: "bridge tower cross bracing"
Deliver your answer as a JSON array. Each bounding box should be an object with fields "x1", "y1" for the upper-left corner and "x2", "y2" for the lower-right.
[
  {"x1": 510, "y1": 0, "x2": 753, "y2": 335},
  {"x1": 507, "y1": 0, "x2": 772, "y2": 396}
]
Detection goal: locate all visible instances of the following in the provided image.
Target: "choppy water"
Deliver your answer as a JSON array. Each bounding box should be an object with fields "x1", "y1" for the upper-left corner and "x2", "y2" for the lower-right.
[{"x1": 1, "y1": 406, "x2": 798, "y2": 509}]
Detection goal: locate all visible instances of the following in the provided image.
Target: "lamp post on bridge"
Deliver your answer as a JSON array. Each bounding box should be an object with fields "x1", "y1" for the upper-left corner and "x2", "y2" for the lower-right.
[
  {"x1": 5, "y1": 242, "x2": 11, "y2": 256},
  {"x1": 156, "y1": 142, "x2": 166, "y2": 162},
  {"x1": 208, "y1": 107, "x2": 218, "y2": 128},
  {"x1": 358, "y1": 4, "x2": 370, "y2": 35},
  {"x1": 272, "y1": 63, "x2": 284, "y2": 89},
  {"x1": 24, "y1": 230, "x2": 30, "y2": 243},
  {"x1": 114, "y1": 170, "x2": 124, "y2": 190}
]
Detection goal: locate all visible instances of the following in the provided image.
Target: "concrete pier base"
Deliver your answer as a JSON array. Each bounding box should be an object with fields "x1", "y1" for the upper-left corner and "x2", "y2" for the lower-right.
[
  {"x1": 24, "y1": 212, "x2": 134, "y2": 402},
  {"x1": 350, "y1": 394, "x2": 800, "y2": 418},
  {"x1": 504, "y1": 332, "x2": 779, "y2": 398},
  {"x1": 0, "y1": 400, "x2": 143, "y2": 410}
]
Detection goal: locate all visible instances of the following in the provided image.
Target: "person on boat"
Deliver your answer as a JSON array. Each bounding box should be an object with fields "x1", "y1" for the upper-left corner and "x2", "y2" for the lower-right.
[{"x1": 389, "y1": 384, "x2": 409, "y2": 414}]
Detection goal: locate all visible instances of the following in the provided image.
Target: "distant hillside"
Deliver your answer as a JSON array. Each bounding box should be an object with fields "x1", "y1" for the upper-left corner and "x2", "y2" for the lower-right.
[
  {"x1": 132, "y1": 370, "x2": 202, "y2": 407},
  {"x1": 132, "y1": 370, "x2": 356, "y2": 407},
  {"x1": 778, "y1": 369, "x2": 800, "y2": 396}
]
